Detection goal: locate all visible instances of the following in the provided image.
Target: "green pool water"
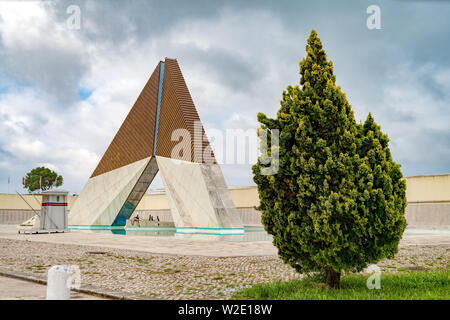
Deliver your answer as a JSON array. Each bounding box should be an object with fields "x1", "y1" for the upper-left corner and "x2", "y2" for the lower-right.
[{"x1": 72, "y1": 225, "x2": 273, "y2": 242}]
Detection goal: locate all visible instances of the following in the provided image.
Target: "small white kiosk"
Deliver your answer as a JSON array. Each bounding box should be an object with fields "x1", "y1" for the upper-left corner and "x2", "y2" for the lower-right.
[
  {"x1": 40, "y1": 189, "x2": 69, "y2": 231},
  {"x1": 19, "y1": 189, "x2": 69, "y2": 234}
]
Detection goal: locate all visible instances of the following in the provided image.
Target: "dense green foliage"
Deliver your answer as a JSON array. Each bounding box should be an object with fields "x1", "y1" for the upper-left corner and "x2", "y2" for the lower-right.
[
  {"x1": 252, "y1": 30, "x2": 407, "y2": 287},
  {"x1": 231, "y1": 270, "x2": 450, "y2": 300},
  {"x1": 24, "y1": 166, "x2": 63, "y2": 192}
]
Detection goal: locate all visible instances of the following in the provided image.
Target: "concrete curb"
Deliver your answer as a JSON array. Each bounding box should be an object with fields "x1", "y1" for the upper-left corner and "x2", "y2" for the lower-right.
[{"x1": 0, "y1": 267, "x2": 155, "y2": 300}]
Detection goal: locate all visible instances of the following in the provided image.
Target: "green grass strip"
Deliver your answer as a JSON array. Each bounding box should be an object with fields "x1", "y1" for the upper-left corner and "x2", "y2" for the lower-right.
[{"x1": 231, "y1": 270, "x2": 450, "y2": 300}]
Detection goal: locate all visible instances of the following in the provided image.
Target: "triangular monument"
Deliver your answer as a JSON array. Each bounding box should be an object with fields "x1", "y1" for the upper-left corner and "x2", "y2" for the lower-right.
[{"x1": 69, "y1": 58, "x2": 243, "y2": 233}]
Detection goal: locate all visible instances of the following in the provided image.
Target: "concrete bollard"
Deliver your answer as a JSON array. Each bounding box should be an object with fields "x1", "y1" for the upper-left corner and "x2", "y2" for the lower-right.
[{"x1": 46, "y1": 265, "x2": 71, "y2": 300}]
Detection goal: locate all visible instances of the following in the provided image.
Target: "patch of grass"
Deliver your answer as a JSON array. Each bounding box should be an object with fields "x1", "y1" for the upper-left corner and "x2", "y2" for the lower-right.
[
  {"x1": 137, "y1": 258, "x2": 148, "y2": 264},
  {"x1": 231, "y1": 270, "x2": 450, "y2": 300},
  {"x1": 146, "y1": 292, "x2": 159, "y2": 297},
  {"x1": 26, "y1": 264, "x2": 50, "y2": 272},
  {"x1": 162, "y1": 268, "x2": 181, "y2": 274}
]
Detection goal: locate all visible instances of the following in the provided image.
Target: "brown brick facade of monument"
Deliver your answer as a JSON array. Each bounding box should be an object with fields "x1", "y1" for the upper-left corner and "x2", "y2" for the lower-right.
[
  {"x1": 90, "y1": 58, "x2": 214, "y2": 178},
  {"x1": 156, "y1": 59, "x2": 215, "y2": 163}
]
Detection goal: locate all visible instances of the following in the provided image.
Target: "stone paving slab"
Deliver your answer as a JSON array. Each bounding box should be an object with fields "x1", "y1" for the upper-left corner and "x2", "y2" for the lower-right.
[
  {"x1": 0, "y1": 267, "x2": 151, "y2": 300},
  {"x1": 0, "y1": 275, "x2": 106, "y2": 300}
]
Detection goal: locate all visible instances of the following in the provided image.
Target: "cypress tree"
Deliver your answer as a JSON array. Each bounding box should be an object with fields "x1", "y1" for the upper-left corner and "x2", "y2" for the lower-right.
[{"x1": 252, "y1": 30, "x2": 407, "y2": 288}]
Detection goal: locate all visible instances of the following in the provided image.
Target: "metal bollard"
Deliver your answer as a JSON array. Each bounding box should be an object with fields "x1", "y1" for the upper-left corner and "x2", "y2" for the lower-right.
[{"x1": 46, "y1": 265, "x2": 71, "y2": 300}]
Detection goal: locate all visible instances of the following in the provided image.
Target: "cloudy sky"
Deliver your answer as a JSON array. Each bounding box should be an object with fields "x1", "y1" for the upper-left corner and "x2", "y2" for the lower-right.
[{"x1": 0, "y1": 0, "x2": 449, "y2": 194}]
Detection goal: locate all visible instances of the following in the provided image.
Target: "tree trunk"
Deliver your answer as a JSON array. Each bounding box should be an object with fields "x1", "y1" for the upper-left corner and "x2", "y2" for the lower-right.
[{"x1": 325, "y1": 267, "x2": 341, "y2": 289}]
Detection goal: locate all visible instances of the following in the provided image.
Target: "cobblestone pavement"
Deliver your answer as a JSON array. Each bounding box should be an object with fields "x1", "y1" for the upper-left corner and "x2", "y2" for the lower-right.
[
  {"x1": 0, "y1": 239, "x2": 301, "y2": 299},
  {"x1": 376, "y1": 244, "x2": 449, "y2": 272},
  {"x1": 0, "y1": 238, "x2": 448, "y2": 299}
]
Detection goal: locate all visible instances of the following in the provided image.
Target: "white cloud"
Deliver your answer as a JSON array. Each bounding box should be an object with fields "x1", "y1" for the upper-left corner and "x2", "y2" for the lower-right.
[
  {"x1": 366, "y1": 62, "x2": 450, "y2": 174},
  {"x1": 0, "y1": 1, "x2": 449, "y2": 194}
]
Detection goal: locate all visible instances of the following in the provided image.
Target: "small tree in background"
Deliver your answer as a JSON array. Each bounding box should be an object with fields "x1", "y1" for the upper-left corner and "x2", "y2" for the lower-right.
[
  {"x1": 24, "y1": 166, "x2": 63, "y2": 193},
  {"x1": 252, "y1": 30, "x2": 406, "y2": 288}
]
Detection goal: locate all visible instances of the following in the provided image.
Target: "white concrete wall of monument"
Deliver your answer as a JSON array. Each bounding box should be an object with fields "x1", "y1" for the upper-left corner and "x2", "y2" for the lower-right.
[
  {"x1": 156, "y1": 156, "x2": 243, "y2": 229},
  {"x1": 54, "y1": 154, "x2": 244, "y2": 230},
  {"x1": 68, "y1": 157, "x2": 152, "y2": 226}
]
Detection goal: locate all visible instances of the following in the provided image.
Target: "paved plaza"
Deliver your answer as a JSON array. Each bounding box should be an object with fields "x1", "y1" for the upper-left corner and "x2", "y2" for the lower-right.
[
  {"x1": 0, "y1": 227, "x2": 448, "y2": 299},
  {"x1": 0, "y1": 227, "x2": 448, "y2": 257},
  {"x1": 0, "y1": 227, "x2": 277, "y2": 257}
]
